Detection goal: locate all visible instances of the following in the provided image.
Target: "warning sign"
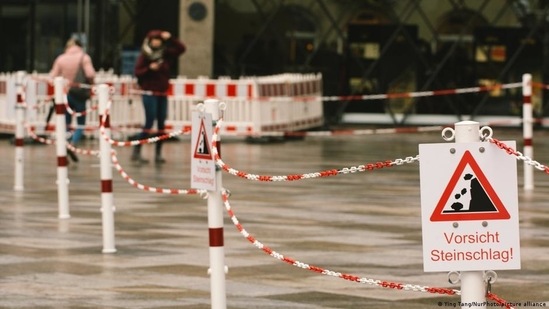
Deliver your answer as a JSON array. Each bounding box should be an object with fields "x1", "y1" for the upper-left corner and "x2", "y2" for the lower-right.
[
  {"x1": 193, "y1": 119, "x2": 213, "y2": 160},
  {"x1": 419, "y1": 141, "x2": 520, "y2": 272},
  {"x1": 430, "y1": 150, "x2": 510, "y2": 221},
  {"x1": 191, "y1": 111, "x2": 216, "y2": 190}
]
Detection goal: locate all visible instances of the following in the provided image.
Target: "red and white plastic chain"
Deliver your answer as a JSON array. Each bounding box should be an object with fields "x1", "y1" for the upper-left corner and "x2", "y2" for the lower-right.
[
  {"x1": 64, "y1": 83, "x2": 100, "y2": 117},
  {"x1": 211, "y1": 119, "x2": 419, "y2": 181},
  {"x1": 26, "y1": 126, "x2": 52, "y2": 145},
  {"x1": 99, "y1": 103, "x2": 191, "y2": 147},
  {"x1": 109, "y1": 150, "x2": 207, "y2": 196},
  {"x1": 26, "y1": 125, "x2": 99, "y2": 156},
  {"x1": 488, "y1": 138, "x2": 549, "y2": 173},
  {"x1": 221, "y1": 190, "x2": 514, "y2": 308},
  {"x1": 66, "y1": 142, "x2": 99, "y2": 156},
  {"x1": 64, "y1": 99, "x2": 98, "y2": 118}
]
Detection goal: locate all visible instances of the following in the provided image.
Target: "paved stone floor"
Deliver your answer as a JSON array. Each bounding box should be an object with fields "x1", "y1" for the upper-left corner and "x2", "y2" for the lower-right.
[{"x1": 1, "y1": 125, "x2": 548, "y2": 308}]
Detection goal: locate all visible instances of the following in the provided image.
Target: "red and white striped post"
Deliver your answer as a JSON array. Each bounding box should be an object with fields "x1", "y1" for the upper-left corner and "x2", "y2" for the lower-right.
[
  {"x1": 522, "y1": 73, "x2": 534, "y2": 190},
  {"x1": 98, "y1": 84, "x2": 116, "y2": 253},
  {"x1": 54, "y1": 76, "x2": 70, "y2": 219},
  {"x1": 14, "y1": 71, "x2": 26, "y2": 191},
  {"x1": 205, "y1": 99, "x2": 227, "y2": 309},
  {"x1": 454, "y1": 121, "x2": 486, "y2": 309}
]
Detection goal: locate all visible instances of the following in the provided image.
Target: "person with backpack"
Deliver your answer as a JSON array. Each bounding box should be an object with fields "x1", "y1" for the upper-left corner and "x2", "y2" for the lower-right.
[{"x1": 49, "y1": 37, "x2": 96, "y2": 161}]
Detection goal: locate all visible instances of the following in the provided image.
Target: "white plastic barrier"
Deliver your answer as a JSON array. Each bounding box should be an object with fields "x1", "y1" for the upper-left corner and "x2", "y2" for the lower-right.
[
  {"x1": 0, "y1": 72, "x2": 324, "y2": 137},
  {"x1": 0, "y1": 73, "x2": 17, "y2": 133}
]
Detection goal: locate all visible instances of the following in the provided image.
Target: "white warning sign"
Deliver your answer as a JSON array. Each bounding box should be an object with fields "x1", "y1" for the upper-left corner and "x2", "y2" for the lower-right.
[
  {"x1": 419, "y1": 141, "x2": 520, "y2": 272},
  {"x1": 191, "y1": 111, "x2": 216, "y2": 190}
]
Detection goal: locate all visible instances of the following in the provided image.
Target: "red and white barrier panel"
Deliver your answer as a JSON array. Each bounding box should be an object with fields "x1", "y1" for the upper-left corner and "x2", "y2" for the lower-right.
[
  {"x1": 2, "y1": 73, "x2": 324, "y2": 136},
  {"x1": 169, "y1": 77, "x2": 256, "y2": 98}
]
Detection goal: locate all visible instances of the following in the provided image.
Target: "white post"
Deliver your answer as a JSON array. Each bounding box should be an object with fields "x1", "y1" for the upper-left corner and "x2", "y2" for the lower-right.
[
  {"x1": 522, "y1": 73, "x2": 534, "y2": 190},
  {"x1": 54, "y1": 77, "x2": 71, "y2": 219},
  {"x1": 204, "y1": 99, "x2": 227, "y2": 309},
  {"x1": 98, "y1": 84, "x2": 116, "y2": 253},
  {"x1": 454, "y1": 121, "x2": 486, "y2": 309},
  {"x1": 13, "y1": 71, "x2": 26, "y2": 191}
]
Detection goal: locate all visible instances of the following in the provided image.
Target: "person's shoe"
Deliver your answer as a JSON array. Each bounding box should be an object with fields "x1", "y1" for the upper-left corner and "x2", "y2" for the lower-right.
[
  {"x1": 131, "y1": 153, "x2": 149, "y2": 164},
  {"x1": 155, "y1": 157, "x2": 166, "y2": 164}
]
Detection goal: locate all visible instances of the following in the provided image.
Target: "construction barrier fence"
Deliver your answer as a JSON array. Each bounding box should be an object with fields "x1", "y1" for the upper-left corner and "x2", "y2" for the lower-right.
[{"x1": 0, "y1": 71, "x2": 324, "y2": 138}]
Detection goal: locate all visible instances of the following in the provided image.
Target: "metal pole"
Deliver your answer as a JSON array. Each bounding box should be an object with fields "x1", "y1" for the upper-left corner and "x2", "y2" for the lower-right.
[
  {"x1": 84, "y1": 0, "x2": 90, "y2": 51},
  {"x1": 454, "y1": 121, "x2": 486, "y2": 309},
  {"x1": 54, "y1": 77, "x2": 70, "y2": 219},
  {"x1": 14, "y1": 71, "x2": 26, "y2": 191},
  {"x1": 204, "y1": 99, "x2": 227, "y2": 309},
  {"x1": 98, "y1": 84, "x2": 116, "y2": 253},
  {"x1": 77, "y1": 0, "x2": 83, "y2": 35},
  {"x1": 522, "y1": 73, "x2": 534, "y2": 190}
]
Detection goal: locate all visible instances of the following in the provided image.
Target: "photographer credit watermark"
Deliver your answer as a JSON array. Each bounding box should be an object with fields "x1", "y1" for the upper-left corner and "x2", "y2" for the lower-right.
[{"x1": 437, "y1": 301, "x2": 547, "y2": 307}]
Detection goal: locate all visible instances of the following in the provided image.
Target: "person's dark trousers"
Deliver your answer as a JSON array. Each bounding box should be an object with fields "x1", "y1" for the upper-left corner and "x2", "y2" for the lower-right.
[
  {"x1": 132, "y1": 94, "x2": 168, "y2": 164},
  {"x1": 65, "y1": 94, "x2": 87, "y2": 162}
]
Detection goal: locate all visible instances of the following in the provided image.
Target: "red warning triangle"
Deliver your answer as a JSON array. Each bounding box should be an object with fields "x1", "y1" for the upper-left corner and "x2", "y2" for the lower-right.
[
  {"x1": 193, "y1": 119, "x2": 212, "y2": 160},
  {"x1": 430, "y1": 150, "x2": 510, "y2": 221}
]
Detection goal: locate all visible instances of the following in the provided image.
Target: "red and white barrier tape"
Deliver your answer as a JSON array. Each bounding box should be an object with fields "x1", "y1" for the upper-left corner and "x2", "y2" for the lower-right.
[
  {"x1": 241, "y1": 125, "x2": 445, "y2": 138},
  {"x1": 277, "y1": 118, "x2": 525, "y2": 139},
  {"x1": 321, "y1": 82, "x2": 522, "y2": 102},
  {"x1": 221, "y1": 190, "x2": 514, "y2": 308},
  {"x1": 110, "y1": 150, "x2": 206, "y2": 196},
  {"x1": 532, "y1": 82, "x2": 549, "y2": 90}
]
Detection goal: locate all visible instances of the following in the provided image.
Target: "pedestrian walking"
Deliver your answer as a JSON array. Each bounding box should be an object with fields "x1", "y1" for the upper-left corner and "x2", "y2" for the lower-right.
[{"x1": 49, "y1": 37, "x2": 96, "y2": 162}]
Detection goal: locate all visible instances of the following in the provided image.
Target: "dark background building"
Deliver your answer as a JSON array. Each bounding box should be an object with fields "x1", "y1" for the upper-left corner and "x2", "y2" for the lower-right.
[{"x1": 2, "y1": 0, "x2": 549, "y2": 124}]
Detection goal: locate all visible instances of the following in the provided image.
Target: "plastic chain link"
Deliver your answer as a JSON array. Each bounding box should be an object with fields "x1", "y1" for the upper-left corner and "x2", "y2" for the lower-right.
[
  {"x1": 26, "y1": 125, "x2": 99, "y2": 156},
  {"x1": 110, "y1": 150, "x2": 207, "y2": 196},
  {"x1": 489, "y1": 138, "x2": 549, "y2": 173},
  {"x1": 211, "y1": 119, "x2": 419, "y2": 182},
  {"x1": 221, "y1": 190, "x2": 514, "y2": 308},
  {"x1": 98, "y1": 105, "x2": 191, "y2": 147}
]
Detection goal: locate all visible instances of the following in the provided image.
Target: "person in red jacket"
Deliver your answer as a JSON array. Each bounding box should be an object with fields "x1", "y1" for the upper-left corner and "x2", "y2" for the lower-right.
[{"x1": 133, "y1": 30, "x2": 186, "y2": 163}]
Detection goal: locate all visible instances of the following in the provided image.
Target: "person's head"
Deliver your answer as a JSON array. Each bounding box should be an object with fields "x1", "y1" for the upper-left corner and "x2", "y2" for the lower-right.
[
  {"x1": 65, "y1": 37, "x2": 82, "y2": 50},
  {"x1": 142, "y1": 30, "x2": 167, "y2": 60},
  {"x1": 149, "y1": 36, "x2": 164, "y2": 50},
  {"x1": 145, "y1": 30, "x2": 168, "y2": 50}
]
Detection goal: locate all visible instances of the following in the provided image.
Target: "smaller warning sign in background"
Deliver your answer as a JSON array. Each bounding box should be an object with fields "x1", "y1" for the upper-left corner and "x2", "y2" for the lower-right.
[
  {"x1": 419, "y1": 141, "x2": 520, "y2": 272},
  {"x1": 191, "y1": 111, "x2": 216, "y2": 191}
]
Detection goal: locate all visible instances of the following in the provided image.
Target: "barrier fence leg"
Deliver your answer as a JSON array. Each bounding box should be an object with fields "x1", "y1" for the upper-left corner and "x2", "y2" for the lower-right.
[
  {"x1": 14, "y1": 71, "x2": 26, "y2": 191},
  {"x1": 454, "y1": 121, "x2": 486, "y2": 309},
  {"x1": 54, "y1": 76, "x2": 70, "y2": 219},
  {"x1": 205, "y1": 99, "x2": 227, "y2": 309},
  {"x1": 522, "y1": 73, "x2": 534, "y2": 191},
  {"x1": 98, "y1": 84, "x2": 116, "y2": 253}
]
